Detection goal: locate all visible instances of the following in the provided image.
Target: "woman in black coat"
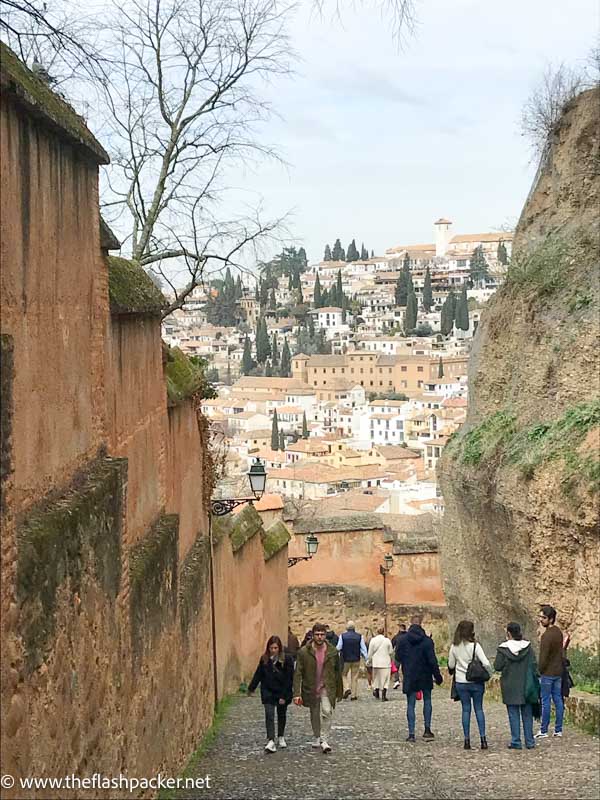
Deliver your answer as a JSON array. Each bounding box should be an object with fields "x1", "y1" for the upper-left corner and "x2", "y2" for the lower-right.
[{"x1": 248, "y1": 635, "x2": 294, "y2": 752}]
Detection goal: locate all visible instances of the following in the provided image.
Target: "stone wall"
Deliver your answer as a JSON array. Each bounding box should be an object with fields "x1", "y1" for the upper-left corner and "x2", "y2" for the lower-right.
[
  {"x1": 288, "y1": 585, "x2": 449, "y2": 652},
  {"x1": 0, "y1": 48, "x2": 291, "y2": 798},
  {"x1": 287, "y1": 522, "x2": 445, "y2": 607}
]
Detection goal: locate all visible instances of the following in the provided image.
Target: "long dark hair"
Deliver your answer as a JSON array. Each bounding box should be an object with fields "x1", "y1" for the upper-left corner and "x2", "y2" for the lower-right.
[
  {"x1": 261, "y1": 635, "x2": 283, "y2": 664},
  {"x1": 453, "y1": 620, "x2": 475, "y2": 646}
]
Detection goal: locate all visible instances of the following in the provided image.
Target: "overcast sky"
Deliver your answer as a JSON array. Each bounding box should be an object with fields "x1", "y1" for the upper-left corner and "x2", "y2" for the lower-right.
[{"x1": 230, "y1": 0, "x2": 598, "y2": 263}]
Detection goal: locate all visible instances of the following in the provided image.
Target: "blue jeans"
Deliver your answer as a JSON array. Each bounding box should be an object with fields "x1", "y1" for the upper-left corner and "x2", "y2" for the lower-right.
[
  {"x1": 455, "y1": 682, "x2": 486, "y2": 738},
  {"x1": 540, "y1": 675, "x2": 564, "y2": 734},
  {"x1": 507, "y1": 704, "x2": 535, "y2": 748},
  {"x1": 407, "y1": 688, "x2": 432, "y2": 735}
]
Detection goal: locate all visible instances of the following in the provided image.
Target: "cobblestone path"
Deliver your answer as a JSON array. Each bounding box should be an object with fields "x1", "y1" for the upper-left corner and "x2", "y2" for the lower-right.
[{"x1": 179, "y1": 682, "x2": 600, "y2": 800}]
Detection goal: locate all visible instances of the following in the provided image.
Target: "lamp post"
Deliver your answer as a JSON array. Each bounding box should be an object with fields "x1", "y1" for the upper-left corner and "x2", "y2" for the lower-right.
[
  {"x1": 208, "y1": 458, "x2": 267, "y2": 709},
  {"x1": 287, "y1": 534, "x2": 319, "y2": 568},
  {"x1": 379, "y1": 553, "x2": 394, "y2": 636}
]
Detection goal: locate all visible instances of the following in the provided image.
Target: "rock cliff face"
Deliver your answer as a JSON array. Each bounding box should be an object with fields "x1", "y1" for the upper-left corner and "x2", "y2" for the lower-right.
[{"x1": 439, "y1": 88, "x2": 600, "y2": 653}]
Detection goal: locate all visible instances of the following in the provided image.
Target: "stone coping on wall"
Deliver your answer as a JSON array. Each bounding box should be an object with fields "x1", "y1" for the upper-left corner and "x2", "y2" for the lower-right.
[
  {"x1": 261, "y1": 520, "x2": 291, "y2": 561},
  {"x1": 392, "y1": 538, "x2": 438, "y2": 554},
  {"x1": 293, "y1": 513, "x2": 386, "y2": 535},
  {"x1": 0, "y1": 42, "x2": 110, "y2": 164},
  {"x1": 108, "y1": 256, "x2": 166, "y2": 316}
]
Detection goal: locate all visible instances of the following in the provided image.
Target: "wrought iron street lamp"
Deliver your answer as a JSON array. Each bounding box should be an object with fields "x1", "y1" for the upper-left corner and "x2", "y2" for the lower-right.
[
  {"x1": 379, "y1": 553, "x2": 394, "y2": 635},
  {"x1": 208, "y1": 458, "x2": 267, "y2": 709},
  {"x1": 288, "y1": 533, "x2": 319, "y2": 568}
]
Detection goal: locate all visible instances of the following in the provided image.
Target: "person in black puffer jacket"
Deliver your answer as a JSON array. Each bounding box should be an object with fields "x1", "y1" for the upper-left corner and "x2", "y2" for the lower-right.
[
  {"x1": 248, "y1": 635, "x2": 294, "y2": 753},
  {"x1": 395, "y1": 615, "x2": 443, "y2": 742}
]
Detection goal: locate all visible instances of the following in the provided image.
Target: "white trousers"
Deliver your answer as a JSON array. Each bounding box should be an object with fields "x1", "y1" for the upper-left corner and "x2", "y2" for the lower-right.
[
  {"x1": 309, "y1": 692, "x2": 333, "y2": 740},
  {"x1": 372, "y1": 667, "x2": 391, "y2": 692}
]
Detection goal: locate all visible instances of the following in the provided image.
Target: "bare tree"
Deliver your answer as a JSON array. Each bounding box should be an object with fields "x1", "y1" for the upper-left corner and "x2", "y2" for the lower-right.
[
  {"x1": 521, "y1": 63, "x2": 583, "y2": 161},
  {"x1": 100, "y1": 0, "x2": 294, "y2": 318},
  {"x1": 314, "y1": 0, "x2": 417, "y2": 46}
]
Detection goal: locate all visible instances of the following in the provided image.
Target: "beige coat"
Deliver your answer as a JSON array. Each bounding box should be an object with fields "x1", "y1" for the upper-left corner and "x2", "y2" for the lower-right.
[{"x1": 367, "y1": 634, "x2": 394, "y2": 668}]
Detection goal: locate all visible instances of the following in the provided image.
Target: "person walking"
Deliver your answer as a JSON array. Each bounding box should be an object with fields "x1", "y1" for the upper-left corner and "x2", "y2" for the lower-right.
[
  {"x1": 535, "y1": 605, "x2": 565, "y2": 739},
  {"x1": 396, "y1": 615, "x2": 443, "y2": 742},
  {"x1": 293, "y1": 622, "x2": 343, "y2": 753},
  {"x1": 336, "y1": 621, "x2": 368, "y2": 700},
  {"x1": 367, "y1": 625, "x2": 394, "y2": 701},
  {"x1": 494, "y1": 622, "x2": 539, "y2": 750},
  {"x1": 286, "y1": 626, "x2": 300, "y2": 661},
  {"x1": 248, "y1": 635, "x2": 294, "y2": 753},
  {"x1": 448, "y1": 620, "x2": 492, "y2": 750},
  {"x1": 391, "y1": 624, "x2": 407, "y2": 689}
]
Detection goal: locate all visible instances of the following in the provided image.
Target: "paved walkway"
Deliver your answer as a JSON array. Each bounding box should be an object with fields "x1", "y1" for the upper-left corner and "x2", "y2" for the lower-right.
[{"x1": 177, "y1": 682, "x2": 600, "y2": 800}]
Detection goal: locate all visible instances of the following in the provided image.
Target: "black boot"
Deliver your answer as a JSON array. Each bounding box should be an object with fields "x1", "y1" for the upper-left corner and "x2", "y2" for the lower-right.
[
  {"x1": 423, "y1": 728, "x2": 434, "y2": 740},
  {"x1": 382, "y1": 689, "x2": 388, "y2": 701},
  {"x1": 464, "y1": 738, "x2": 471, "y2": 750},
  {"x1": 373, "y1": 688, "x2": 380, "y2": 699},
  {"x1": 480, "y1": 737, "x2": 488, "y2": 750}
]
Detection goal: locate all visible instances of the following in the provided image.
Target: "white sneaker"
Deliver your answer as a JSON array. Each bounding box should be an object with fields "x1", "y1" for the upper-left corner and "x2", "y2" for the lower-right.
[
  {"x1": 278, "y1": 736, "x2": 287, "y2": 748},
  {"x1": 320, "y1": 740, "x2": 332, "y2": 753},
  {"x1": 265, "y1": 740, "x2": 276, "y2": 753},
  {"x1": 534, "y1": 731, "x2": 549, "y2": 739},
  {"x1": 553, "y1": 731, "x2": 563, "y2": 738},
  {"x1": 311, "y1": 737, "x2": 321, "y2": 748},
  {"x1": 393, "y1": 680, "x2": 401, "y2": 690}
]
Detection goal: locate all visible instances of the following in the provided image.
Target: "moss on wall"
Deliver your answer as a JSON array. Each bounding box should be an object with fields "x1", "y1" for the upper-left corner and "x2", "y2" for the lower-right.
[
  {"x1": 17, "y1": 457, "x2": 126, "y2": 672},
  {"x1": 129, "y1": 514, "x2": 179, "y2": 661},
  {"x1": 0, "y1": 42, "x2": 109, "y2": 164},
  {"x1": 261, "y1": 520, "x2": 290, "y2": 561},
  {"x1": 229, "y1": 505, "x2": 262, "y2": 553},
  {"x1": 179, "y1": 534, "x2": 210, "y2": 637},
  {"x1": 108, "y1": 256, "x2": 165, "y2": 316},
  {"x1": 165, "y1": 346, "x2": 204, "y2": 406},
  {"x1": 0, "y1": 334, "x2": 14, "y2": 516}
]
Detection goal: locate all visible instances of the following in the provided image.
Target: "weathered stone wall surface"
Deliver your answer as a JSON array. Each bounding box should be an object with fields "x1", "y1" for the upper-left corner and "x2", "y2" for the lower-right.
[
  {"x1": 0, "y1": 50, "x2": 290, "y2": 798},
  {"x1": 288, "y1": 585, "x2": 449, "y2": 652},
  {"x1": 288, "y1": 527, "x2": 445, "y2": 607},
  {"x1": 439, "y1": 87, "x2": 600, "y2": 654},
  {"x1": 213, "y1": 506, "x2": 289, "y2": 696}
]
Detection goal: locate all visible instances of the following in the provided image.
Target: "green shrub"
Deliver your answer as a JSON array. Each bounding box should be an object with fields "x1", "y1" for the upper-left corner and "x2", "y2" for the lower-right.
[
  {"x1": 459, "y1": 411, "x2": 516, "y2": 466},
  {"x1": 569, "y1": 646, "x2": 600, "y2": 695}
]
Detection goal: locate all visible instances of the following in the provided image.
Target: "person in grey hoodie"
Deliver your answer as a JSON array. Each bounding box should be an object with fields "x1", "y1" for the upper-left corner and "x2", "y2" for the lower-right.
[{"x1": 494, "y1": 622, "x2": 539, "y2": 750}]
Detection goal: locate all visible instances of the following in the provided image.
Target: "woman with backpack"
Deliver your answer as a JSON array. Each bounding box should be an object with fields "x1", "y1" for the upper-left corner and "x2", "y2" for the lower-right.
[
  {"x1": 248, "y1": 635, "x2": 294, "y2": 753},
  {"x1": 448, "y1": 620, "x2": 492, "y2": 750},
  {"x1": 494, "y1": 622, "x2": 540, "y2": 750}
]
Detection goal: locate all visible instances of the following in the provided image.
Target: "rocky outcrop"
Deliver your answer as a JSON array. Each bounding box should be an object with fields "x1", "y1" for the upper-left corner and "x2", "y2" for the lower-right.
[{"x1": 439, "y1": 87, "x2": 600, "y2": 653}]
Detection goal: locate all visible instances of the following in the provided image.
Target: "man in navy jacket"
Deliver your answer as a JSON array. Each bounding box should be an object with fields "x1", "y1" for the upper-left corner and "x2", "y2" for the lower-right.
[
  {"x1": 337, "y1": 621, "x2": 368, "y2": 700},
  {"x1": 395, "y1": 615, "x2": 443, "y2": 742}
]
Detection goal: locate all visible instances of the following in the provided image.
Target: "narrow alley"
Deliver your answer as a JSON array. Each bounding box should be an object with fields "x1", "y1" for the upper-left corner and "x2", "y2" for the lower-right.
[{"x1": 176, "y1": 683, "x2": 600, "y2": 800}]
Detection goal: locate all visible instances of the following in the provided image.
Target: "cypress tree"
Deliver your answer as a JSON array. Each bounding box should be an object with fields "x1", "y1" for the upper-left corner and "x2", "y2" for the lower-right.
[
  {"x1": 346, "y1": 239, "x2": 359, "y2": 262},
  {"x1": 235, "y1": 274, "x2": 243, "y2": 299},
  {"x1": 280, "y1": 339, "x2": 291, "y2": 377},
  {"x1": 497, "y1": 241, "x2": 508, "y2": 266},
  {"x1": 470, "y1": 246, "x2": 489, "y2": 286},
  {"x1": 288, "y1": 272, "x2": 293, "y2": 291},
  {"x1": 256, "y1": 317, "x2": 271, "y2": 363},
  {"x1": 324, "y1": 244, "x2": 332, "y2": 261},
  {"x1": 298, "y1": 247, "x2": 308, "y2": 269},
  {"x1": 308, "y1": 314, "x2": 315, "y2": 339},
  {"x1": 314, "y1": 273, "x2": 322, "y2": 308},
  {"x1": 336, "y1": 270, "x2": 343, "y2": 306},
  {"x1": 271, "y1": 332, "x2": 279, "y2": 366},
  {"x1": 271, "y1": 411, "x2": 279, "y2": 450},
  {"x1": 440, "y1": 292, "x2": 456, "y2": 336},
  {"x1": 302, "y1": 411, "x2": 308, "y2": 439},
  {"x1": 404, "y1": 288, "x2": 418, "y2": 332},
  {"x1": 456, "y1": 285, "x2": 470, "y2": 331},
  {"x1": 371, "y1": 249, "x2": 375, "y2": 258},
  {"x1": 265, "y1": 360, "x2": 273, "y2": 377},
  {"x1": 279, "y1": 431, "x2": 285, "y2": 451},
  {"x1": 254, "y1": 284, "x2": 259, "y2": 302},
  {"x1": 331, "y1": 238, "x2": 344, "y2": 261},
  {"x1": 241, "y1": 335, "x2": 254, "y2": 375},
  {"x1": 422, "y1": 266, "x2": 433, "y2": 312},
  {"x1": 269, "y1": 288, "x2": 276, "y2": 309},
  {"x1": 438, "y1": 357, "x2": 444, "y2": 379},
  {"x1": 360, "y1": 243, "x2": 368, "y2": 260}
]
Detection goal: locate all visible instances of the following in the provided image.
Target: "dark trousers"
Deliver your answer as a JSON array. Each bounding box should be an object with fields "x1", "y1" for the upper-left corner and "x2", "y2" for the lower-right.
[{"x1": 264, "y1": 703, "x2": 287, "y2": 740}]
